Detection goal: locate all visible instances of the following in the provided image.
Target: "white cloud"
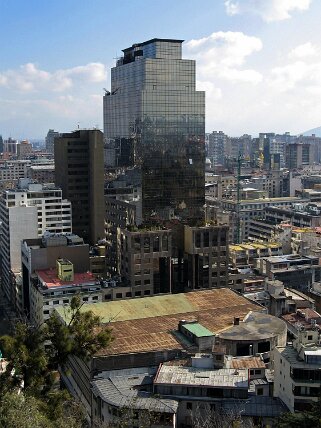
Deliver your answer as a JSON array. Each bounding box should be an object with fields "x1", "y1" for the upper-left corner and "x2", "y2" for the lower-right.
[
  {"x1": 183, "y1": 29, "x2": 321, "y2": 136},
  {"x1": 288, "y1": 42, "x2": 317, "y2": 59},
  {"x1": 224, "y1": 0, "x2": 311, "y2": 22},
  {"x1": 269, "y1": 61, "x2": 310, "y2": 91},
  {"x1": 196, "y1": 81, "x2": 222, "y2": 99},
  {"x1": 0, "y1": 62, "x2": 107, "y2": 93},
  {"x1": 185, "y1": 31, "x2": 263, "y2": 84},
  {"x1": 0, "y1": 62, "x2": 108, "y2": 138}
]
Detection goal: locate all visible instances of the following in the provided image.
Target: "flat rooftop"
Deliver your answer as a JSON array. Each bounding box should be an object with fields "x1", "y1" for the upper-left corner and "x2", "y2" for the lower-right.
[
  {"x1": 92, "y1": 367, "x2": 178, "y2": 413},
  {"x1": 276, "y1": 344, "x2": 321, "y2": 367},
  {"x1": 154, "y1": 365, "x2": 248, "y2": 388},
  {"x1": 282, "y1": 309, "x2": 321, "y2": 332},
  {"x1": 218, "y1": 311, "x2": 286, "y2": 342},
  {"x1": 36, "y1": 269, "x2": 96, "y2": 288},
  {"x1": 56, "y1": 288, "x2": 260, "y2": 356},
  {"x1": 263, "y1": 254, "x2": 317, "y2": 263},
  {"x1": 230, "y1": 242, "x2": 281, "y2": 252}
]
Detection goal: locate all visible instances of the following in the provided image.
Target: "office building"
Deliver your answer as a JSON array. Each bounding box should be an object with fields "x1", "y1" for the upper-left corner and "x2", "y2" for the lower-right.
[
  {"x1": 286, "y1": 142, "x2": 312, "y2": 169},
  {"x1": 0, "y1": 201, "x2": 38, "y2": 307},
  {"x1": 3, "y1": 137, "x2": 17, "y2": 155},
  {"x1": 104, "y1": 38, "x2": 205, "y2": 223},
  {"x1": 207, "y1": 131, "x2": 228, "y2": 166},
  {"x1": 45, "y1": 129, "x2": 60, "y2": 154},
  {"x1": 0, "y1": 181, "x2": 72, "y2": 309},
  {"x1": 0, "y1": 160, "x2": 30, "y2": 183},
  {"x1": 208, "y1": 196, "x2": 301, "y2": 242},
  {"x1": 17, "y1": 140, "x2": 33, "y2": 159},
  {"x1": 54, "y1": 129, "x2": 105, "y2": 245}
]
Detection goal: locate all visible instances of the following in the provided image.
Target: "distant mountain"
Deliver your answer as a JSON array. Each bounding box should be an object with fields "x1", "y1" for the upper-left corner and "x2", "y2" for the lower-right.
[{"x1": 302, "y1": 126, "x2": 321, "y2": 137}]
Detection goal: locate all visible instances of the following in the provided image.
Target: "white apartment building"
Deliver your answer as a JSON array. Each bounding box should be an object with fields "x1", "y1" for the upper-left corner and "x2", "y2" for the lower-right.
[
  {"x1": 274, "y1": 328, "x2": 321, "y2": 412},
  {"x1": 1, "y1": 179, "x2": 72, "y2": 236},
  {"x1": 0, "y1": 179, "x2": 72, "y2": 308}
]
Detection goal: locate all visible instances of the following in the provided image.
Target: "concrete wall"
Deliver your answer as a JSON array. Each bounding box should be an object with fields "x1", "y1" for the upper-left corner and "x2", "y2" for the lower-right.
[{"x1": 29, "y1": 244, "x2": 90, "y2": 273}]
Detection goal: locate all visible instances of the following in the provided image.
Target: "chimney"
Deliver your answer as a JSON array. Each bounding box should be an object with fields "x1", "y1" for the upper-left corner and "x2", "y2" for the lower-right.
[{"x1": 234, "y1": 317, "x2": 240, "y2": 326}]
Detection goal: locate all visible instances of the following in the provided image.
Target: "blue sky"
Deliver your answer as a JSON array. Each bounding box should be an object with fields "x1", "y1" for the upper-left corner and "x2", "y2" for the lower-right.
[{"x1": 1, "y1": 0, "x2": 321, "y2": 139}]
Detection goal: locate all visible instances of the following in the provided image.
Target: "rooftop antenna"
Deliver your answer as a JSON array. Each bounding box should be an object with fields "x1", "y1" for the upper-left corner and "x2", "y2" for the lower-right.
[{"x1": 77, "y1": 122, "x2": 80, "y2": 130}]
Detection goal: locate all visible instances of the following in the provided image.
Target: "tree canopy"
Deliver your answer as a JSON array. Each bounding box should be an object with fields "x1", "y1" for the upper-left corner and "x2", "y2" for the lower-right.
[{"x1": 0, "y1": 294, "x2": 112, "y2": 393}]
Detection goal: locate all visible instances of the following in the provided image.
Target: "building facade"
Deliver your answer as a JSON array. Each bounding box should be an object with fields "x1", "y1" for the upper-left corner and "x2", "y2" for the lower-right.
[
  {"x1": 104, "y1": 38, "x2": 205, "y2": 224},
  {"x1": 45, "y1": 129, "x2": 60, "y2": 154},
  {"x1": 54, "y1": 129, "x2": 105, "y2": 245},
  {"x1": 0, "y1": 181, "x2": 72, "y2": 308}
]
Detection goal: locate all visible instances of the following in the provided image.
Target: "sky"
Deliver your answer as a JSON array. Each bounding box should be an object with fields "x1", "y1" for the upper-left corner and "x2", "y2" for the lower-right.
[{"x1": 1, "y1": 0, "x2": 321, "y2": 139}]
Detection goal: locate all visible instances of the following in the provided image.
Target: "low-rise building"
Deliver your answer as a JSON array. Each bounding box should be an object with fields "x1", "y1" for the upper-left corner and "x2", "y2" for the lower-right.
[
  {"x1": 281, "y1": 308, "x2": 321, "y2": 337},
  {"x1": 216, "y1": 311, "x2": 287, "y2": 362},
  {"x1": 244, "y1": 279, "x2": 315, "y2": 317},
  {"x1": 229, "y1": 242, "x2": 282, "y2": 268},
  {"x1": 91, "y1": 367, "x2": 178, "y2": 428},
  {"x1": 208, "y1": 196, "x2": 301, "y2": 242},
  {"x1": 56, "y1": 288, "x2": 261, "y2": 416},
  {"x1": 27, "y1": 163, "x2": 55, "y2": 183},
  {"x1": 257, "y1": 254, "x2": 321, "y2": 291},
  {"x1": 30, "y1": 260, "x2": 101, "y2": 327},
  {"x1": 21, "y1": 233, "x2": 90, "y2": 317},
  {"x1": 265, "y1": 203, "x2": 321, "y2": 228},
  {"x1": 274, "y1": 329, "x2": 321, "y2": 412}
]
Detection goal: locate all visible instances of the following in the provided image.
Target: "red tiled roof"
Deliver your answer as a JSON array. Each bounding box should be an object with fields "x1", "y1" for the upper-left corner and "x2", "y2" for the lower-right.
[{"x1": 36, "y1": 268, "x2": 95, "y2": 288}]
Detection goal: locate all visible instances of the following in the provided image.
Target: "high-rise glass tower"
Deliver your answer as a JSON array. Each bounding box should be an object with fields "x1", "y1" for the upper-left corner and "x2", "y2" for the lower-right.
[{"x1": 104, "y1": 38, "x2": 205, "y2": 224}]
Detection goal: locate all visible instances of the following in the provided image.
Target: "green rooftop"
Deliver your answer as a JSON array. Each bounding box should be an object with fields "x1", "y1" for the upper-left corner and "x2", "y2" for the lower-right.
[
  {"x1": 55, "y1": 293, "x2": 196, "y2": 324},
  {"x1": 182, "y1": 323, "x2": 214, "y2": 338}
]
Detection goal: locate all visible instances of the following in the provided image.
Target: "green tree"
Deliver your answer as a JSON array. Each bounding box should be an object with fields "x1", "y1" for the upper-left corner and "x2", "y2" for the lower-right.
[
  {"x1": 0, "y1": 391, "x2": 87, "y2": 428},
  {"x1": 0, "y1": 323, "x2": 49, "y2": 392},
  {"x1": 46, "y1": 294, "x2": 112, "y2": 367},
  {"x1": 277, "y1": 398, "x2": 321, "y2": 428},
  {"x1": 0, "y1": 295, "x2": 112, "y2": 394}
]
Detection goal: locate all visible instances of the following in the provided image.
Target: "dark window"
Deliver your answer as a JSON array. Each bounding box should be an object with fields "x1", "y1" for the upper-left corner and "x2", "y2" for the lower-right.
[
  {"x1": 186, "y1": 402, "x2": 192, "y2": 410},
  {"x1": 258, "y1": 341, "x2": 270, "y2": 353},
  {"x1": 203, "y1": 231, "x2": 209, "y2": 247},
  {"x1": 144, "y1": 237, "x2": 150, "y2": 253}
]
